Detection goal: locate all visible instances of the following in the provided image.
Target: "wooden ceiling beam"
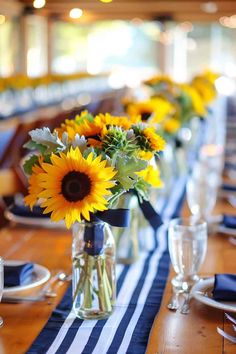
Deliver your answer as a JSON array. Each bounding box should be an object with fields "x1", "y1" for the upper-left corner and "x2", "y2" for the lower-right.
[
  {"x1": 20, "y1": 0, "x2": 236, "y2": 12},
  {"x1": 19, "y1": 1, "x2": 236, "y2": 22}
]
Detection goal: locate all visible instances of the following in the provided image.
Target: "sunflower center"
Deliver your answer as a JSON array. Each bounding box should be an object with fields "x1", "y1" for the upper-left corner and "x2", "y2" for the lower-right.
[
  {"x1": 141, "y1": 112, "x2": 151, "y2": 121},
  {"x1": 61, "y1": 171, "x2": 91, "y2": 202}
]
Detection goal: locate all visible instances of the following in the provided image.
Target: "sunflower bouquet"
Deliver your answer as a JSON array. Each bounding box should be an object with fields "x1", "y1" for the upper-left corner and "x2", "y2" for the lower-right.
[
  {"x1": 23, "y1": 110, "x2": 165, "y2": 319},
  {"x1": 123, "y1": 95, "x2": 181, "y2": 138},
  {"x1": 144, "y1": 71, "x2": 219, "y2": 125},
  {"x1": 191, "y1": 71, "x2": 218, "y2": 106}
]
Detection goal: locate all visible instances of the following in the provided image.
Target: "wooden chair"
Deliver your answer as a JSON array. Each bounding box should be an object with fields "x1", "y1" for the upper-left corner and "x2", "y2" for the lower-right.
[
  {"x1": 0, "y1": 166, "x2": 27, "y2": 197},
  {"x1": 0, "y1": 120, "x2": 37, "y2": 168}
]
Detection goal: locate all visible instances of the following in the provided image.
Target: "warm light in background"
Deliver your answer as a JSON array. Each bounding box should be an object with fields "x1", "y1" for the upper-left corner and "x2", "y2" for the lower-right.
[
  {"x1": 215, "y1": 76, "x2": 236, "y2": 96},
  {"x1": 33, "y1": 0, "x2": 46, "y2": 9},
  {"x1": 130, "y1": 18, "x2": 143, "y2": 26},
  {"x1": 99, "y1": 0, "x2": 113, "y2": 3},
  {"x1": 0, "y1": 15, "x2": 6, "y2": 25},
  {"x1": 219, "y1": 15, "x2": 236, "y2": 28},
  {"x1": 69, "y1": 8, "x2": 83, "y2": 19},
  {"x1": 201, "y1": 2, "x2": 218, "y2": 14},
  {"x1": 179, "y1": 21, "x2": 194, "y2": 32}
]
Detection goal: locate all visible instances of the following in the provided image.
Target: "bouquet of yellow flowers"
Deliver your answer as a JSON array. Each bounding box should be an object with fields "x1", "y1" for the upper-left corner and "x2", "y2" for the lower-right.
[
  {"x1": 143, "y1": 71, "x2": 219, "y2": 127},
  {"x1": 191, "y1": 70, "x2": 219, "y2": 105},
  {"x1": 24, "y1": 111, "x2": 165, "y2": 228},
  {"x1": 23, "y1": 111, "x2": 165, "y2": 319}
]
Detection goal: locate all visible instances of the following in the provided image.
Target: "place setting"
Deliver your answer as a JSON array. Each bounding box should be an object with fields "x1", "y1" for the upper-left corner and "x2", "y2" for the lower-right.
[
  {"x1": 0, "y1": 258, "x2": 71, "y2": 308},
  {"x1": 165, "y1": 140, "x2": 236, "y2": 345},
  {"x1": 167, "y1": 216, "x2": 236, "y2": 322},
  {"x1": 4, "y1": 194, "x2": 66, "y2": 229}
]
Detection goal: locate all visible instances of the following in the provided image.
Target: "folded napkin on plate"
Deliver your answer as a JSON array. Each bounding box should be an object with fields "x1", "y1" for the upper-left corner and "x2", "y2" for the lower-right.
[
  {"x1": 4, "y1": 262, "x2": 34, "y2": 287},
  {"x1": 222, "y1": 184, "x2": 236, "y2": 192},
  {"x1": 224, "y1": 162, "x2": 236, "y2": 171},
  {"x1": 10, "y1": 205, "x2": 50, "y2": 218},
  {"x1": 212, "y1": 274, "x2": 236, "y2": 301},
  {"x1": 222, "y1": 215, "x2": 236, "y2": 229}
]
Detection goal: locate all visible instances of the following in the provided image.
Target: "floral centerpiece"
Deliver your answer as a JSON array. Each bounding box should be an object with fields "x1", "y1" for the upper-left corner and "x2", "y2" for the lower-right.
[
  {"x1": 23, "y1": 110, "x2": 165, "y2": 319},
  {"x1": 123, "y1": 95, "x2": 180, "y2": 139},
  {"x1": 191, "y1": 71, "x2": 218, "y2": 106}
]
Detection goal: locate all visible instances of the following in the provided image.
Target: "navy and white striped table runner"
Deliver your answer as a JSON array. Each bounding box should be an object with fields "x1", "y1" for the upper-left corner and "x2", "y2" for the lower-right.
[{"x1": 27, "y1": 175, "x2": 187, "y2": 354}]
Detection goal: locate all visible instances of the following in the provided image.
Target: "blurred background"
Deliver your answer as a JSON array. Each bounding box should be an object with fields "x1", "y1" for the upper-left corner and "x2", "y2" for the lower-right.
[
  {"x1": 0, "y1": 0, "x2": 236, "y2": 82},
  {"x1": 1, "y1": 0, "x2": 236, "y2": 222}
]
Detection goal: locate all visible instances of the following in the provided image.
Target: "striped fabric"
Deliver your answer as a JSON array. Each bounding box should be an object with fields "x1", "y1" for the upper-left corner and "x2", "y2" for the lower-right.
[{"x1": 27, "y1": 175, "x2": 187, "y2": 354}]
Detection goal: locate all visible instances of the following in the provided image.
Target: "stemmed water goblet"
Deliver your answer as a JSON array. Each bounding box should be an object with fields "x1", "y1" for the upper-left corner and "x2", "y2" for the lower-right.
[
  {"x1": 168, "y1": 217, "x2": 207, "y2": 312},
  {"x1": 186, "y1": 162, "x2": 219, "y2": 221}
]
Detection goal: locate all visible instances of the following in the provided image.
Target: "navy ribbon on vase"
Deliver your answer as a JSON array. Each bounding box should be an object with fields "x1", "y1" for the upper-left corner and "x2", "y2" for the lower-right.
[
  {"x1": 84, "y1": 208, "x2": 130, "y2": 256},
  {"x1": 137, "y1": 199, "x2": 163, "y2": 231},
  {"x1": 96, "y1": 208, "x2": 130, "y2": 227},
  {"x1": 132, "y1": 190, "x2": 163, "y2": 231}
]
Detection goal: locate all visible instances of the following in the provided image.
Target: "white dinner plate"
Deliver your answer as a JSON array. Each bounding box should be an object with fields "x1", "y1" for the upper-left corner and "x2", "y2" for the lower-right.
[
  {"x1": 192, "y1": 277, "x2": 236, "y2": 313},
  {"x1": 3, "y1": 260, "x2": 51, "y2": 295},
  {"x1": 207, "y1": 215, "x2": 236, "y2": 238},
  {"x1": 218, "y1": 225, "x2": 236, "y2": 237},
  {"x1": 4, "y1": 209, "x2": 65, "y2": 229}
]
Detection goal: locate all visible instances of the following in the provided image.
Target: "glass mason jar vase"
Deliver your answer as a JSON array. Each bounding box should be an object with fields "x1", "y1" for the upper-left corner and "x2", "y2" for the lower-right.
[{"x1": 72, "y1": 221, "x2": 116, "y2": 320}]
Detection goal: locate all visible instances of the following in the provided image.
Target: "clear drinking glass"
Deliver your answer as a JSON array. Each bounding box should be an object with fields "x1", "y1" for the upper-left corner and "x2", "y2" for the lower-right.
[
  {"x1": 168, "y1": 217, "x2": 207, "y2": 291},
  {"x1": 186, "y1": 162, "x2": 218, "y2": 220},
  {"x1": 0, "y1": 257, "x2": 3, "y2": 326}
]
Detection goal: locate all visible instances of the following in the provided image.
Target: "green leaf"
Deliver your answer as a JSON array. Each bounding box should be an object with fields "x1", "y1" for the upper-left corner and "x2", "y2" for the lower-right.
[
  {"x1": 115, "y1": 156, "x2": 147, "y2": 190},
  {"x1": 28, "y1": 127, "x2": 65, "y2": 154},
  {"x1": 23, "y1": 155, "x2": 39, "y2": 175},
  {"x1": 23, "y1": 140, "x2": 47, "y2": 154}
]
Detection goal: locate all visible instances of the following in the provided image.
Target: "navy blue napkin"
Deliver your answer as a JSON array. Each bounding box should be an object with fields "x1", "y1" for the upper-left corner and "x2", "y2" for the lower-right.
[
  {"x1": 10, "y1": 205, "x2": 50, "y2": 218},
  {"x1": 222, "y1": 215, "x2": 236, "y2": 229},
  {"x1": 4, "y1": 263, "x2": 34, "y2": 287},
  {"x1": 224, "y1": 162, "x2": 236, "y2": 171},
  {"x1": 212, "y1": 274, "x2": 236, "y2": 301},
  {"x1": 222, "y1": 184, "x2": 236, "y2": 192}
]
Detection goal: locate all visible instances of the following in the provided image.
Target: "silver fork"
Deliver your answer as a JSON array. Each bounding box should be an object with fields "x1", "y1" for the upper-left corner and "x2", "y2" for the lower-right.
[{"x1": 217, "y1": 327, "x2": 236, "y2": 344}]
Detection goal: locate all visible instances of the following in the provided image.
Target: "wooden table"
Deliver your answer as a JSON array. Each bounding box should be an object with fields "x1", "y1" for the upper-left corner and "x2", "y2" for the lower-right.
[
  {"x1": 0, "y1": 196, "x2": 235, "y2": 354},
  {"x1": 147, "y1": 198, "x2": 236, "y2": 354}
]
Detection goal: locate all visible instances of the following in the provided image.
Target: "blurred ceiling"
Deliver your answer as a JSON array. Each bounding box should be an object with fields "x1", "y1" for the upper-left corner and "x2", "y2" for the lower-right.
[{"x1": 18, "y1": 0, "x2": 236, "y2": 22}]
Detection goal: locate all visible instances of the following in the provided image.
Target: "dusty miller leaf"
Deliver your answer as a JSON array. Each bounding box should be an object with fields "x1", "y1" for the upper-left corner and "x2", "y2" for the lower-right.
[{"x1": 29, "y1": 128, "x2": 65, "y2": 153}]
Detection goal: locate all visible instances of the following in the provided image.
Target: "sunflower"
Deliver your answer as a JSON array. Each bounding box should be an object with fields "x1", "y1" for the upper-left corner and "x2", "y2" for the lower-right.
[
  {"x1": 126, "y1": 98, "x2": 174, "y2": 123},
  {"x1": 201, "y1": 70, "x2": 219, "y2": 85},
  {"x1": 25, "y1": 148, "x2": 117, "y2": 228},
  {"x1": 126, "y1": 101, "x2": 155, "y2": 121},
  {"x1": 161, "y1": 117, "x2": 180, "y2": 134},
  {"x1": 136, "y1": 165, "x2": 163, "y2": 188},
  {"x1": 138, "y1": 150, "x2": 154, "y2": 161},
  {"x1": 191, "y1": 78, "x2": 216, "y2": 104},
  {"x1": 143, "y1": 127, "x2": 166, "y2": 152},
  {"x1": 55, "y1": 111, "x2": 101, "y2": 141},
  {"x1": 94, "y1": 113, "x2": 133, "y2": 132},
  {"x1": 180, "y1": 84, "x2": 207, "y2": 117},
  {"x1": 24, "y1": 163, "x2": 45, "y2": 209},
  {"x1": 144, "y1": 74, "x2": 173, "y2": 88}
]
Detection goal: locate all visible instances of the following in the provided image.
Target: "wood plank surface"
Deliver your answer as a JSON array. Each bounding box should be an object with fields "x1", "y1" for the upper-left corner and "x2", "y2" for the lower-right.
[
  {"x1": 0, "y1": 193, "x2": 235, "y2": 353},
  {"x1": 147, "y1": 196, "x2": 236, "y2": 354},
  {"x1": 0, "y1": 225, "x2": 71, "y2": 353}
]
